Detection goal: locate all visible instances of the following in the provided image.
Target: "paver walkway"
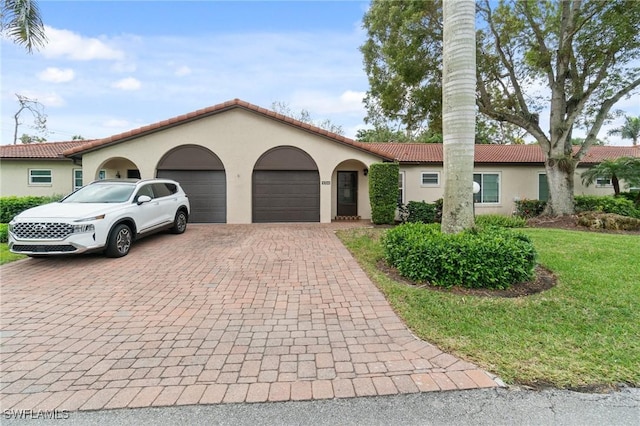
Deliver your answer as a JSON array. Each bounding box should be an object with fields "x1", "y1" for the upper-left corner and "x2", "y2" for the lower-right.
[{"x1": 0, "y1": 224, "x2": 500, "y2": 412}]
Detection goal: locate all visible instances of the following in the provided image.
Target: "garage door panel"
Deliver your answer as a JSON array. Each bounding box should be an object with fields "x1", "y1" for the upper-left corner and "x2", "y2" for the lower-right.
[
  {"x1": 253, "y1": 171, "x2": 319, "y2": 223},
  {"x1": 157, "y1": 170, "x2": 226, "y2": 223}
]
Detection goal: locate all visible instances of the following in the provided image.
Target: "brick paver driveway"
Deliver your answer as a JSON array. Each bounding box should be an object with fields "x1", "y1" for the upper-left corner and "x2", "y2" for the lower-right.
[{"x1": 1, "y1": 224, "x2": 499, "y2": 412}]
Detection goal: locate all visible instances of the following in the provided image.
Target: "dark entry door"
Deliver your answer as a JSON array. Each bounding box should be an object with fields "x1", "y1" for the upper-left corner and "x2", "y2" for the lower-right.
[{"x1": 337, "y1": 171, "x2": 358, "y2": 216}]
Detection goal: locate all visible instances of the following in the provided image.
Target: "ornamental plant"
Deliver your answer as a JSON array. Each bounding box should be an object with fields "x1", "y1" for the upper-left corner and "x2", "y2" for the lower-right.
[
  {"x1": 382, "y1": 223, "x2": 537, "y2": 289},
  {"x1": 368, "y1": 162, "x2": 399, "y2": 224}
]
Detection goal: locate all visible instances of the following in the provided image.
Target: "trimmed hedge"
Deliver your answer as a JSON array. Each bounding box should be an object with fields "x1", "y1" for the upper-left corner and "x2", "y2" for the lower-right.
[
  {"x1": 0, "y1": 195, "x2": 63, "y2": 223},
  {"x1": 369, "y1": 162, "x2": 399, "y2": 225},
  {"x1": 0, "y1": 223, "x2": 7, "y2": 243},
  {"x1": 515, "y1": 195, "x2": 640, "y2": 219},
  {"x1": 574, "y1": 195, "x2": 640, "y2": 219},
  {"x1": 399, "y1": 200, "x2": 443, "y2": 224},
  {"x1": 475, "y1": 214, "x2": 527, "y2": 228},
  {"x1": 514, "y1": 199, "x2": 547, "y2": 218},
  {"x1": 382, "y1": 222, "x2": 537, "y2": 289}
]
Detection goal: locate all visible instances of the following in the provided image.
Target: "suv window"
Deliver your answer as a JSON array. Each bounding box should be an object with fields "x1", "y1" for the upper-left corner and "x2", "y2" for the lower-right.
[
  {"x1": 152, "y1": 183, "x2": 176, "y2": 198},
  {"x1": 135, "y1": 184, "x2": 155, "y2": 201}
]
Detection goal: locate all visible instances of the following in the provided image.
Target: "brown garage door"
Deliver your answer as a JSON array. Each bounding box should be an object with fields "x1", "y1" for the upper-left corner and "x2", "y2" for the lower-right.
[
  {"x1": 157, "y1": 170, "x2": 226, "y2": 223},
  {"x1": 253, "y1": 170, "x2": 320, "y2": 222},
  {"x1": 157, "y1": 145, "x2": 226, "y2": 223}
]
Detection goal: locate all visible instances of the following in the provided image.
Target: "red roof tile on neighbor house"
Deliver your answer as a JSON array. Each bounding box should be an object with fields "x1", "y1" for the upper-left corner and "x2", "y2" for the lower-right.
[
  {"x1": 367, "y1": 143, "x2": 639, "y2": 164},
  {"x1": 0, "y1": 141, "x2": 93, "y2": 159},
  {"x1": 61, "y1": 98, "x2": 392, "y2": 159}
]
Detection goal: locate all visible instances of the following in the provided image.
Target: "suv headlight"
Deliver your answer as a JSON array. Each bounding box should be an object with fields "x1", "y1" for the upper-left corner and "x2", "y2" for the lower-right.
[
  {"x1": 72, "y1": 224, "x2": 95, "y2": 233},
  {"x1": 71, "y1": 215, "x2": 104, "y2": 234}
]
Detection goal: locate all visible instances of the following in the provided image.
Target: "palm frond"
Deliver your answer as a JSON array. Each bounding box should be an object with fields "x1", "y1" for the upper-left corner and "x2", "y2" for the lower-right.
[{"x1": 1, "y1": 0, "x2": 47, "y2": 53}]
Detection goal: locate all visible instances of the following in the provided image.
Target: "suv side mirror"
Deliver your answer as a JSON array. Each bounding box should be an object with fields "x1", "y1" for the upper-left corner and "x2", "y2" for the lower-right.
[{"x1": 137, "y1": 195, "x2": 152, "y2": 205}]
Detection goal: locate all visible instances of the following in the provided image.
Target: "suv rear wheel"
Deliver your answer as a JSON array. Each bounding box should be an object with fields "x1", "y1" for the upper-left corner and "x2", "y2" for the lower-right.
[{"x1": 106, "y1": 224, "x2": 132, "y2": 257}]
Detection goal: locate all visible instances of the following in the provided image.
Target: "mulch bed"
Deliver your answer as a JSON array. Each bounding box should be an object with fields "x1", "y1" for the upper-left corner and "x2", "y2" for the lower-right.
[
  {"x1": 377, "y1": 260, "x2": 557, "y2": 298},
  {"x1": 377, "y1": 215, "x2": 639, "y2": 298}
]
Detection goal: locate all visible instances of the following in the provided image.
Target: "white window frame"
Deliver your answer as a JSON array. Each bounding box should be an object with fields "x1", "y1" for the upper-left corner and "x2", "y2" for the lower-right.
[
  {"x1": 98, "y1": 169, "x2": 106, "y2": 180},
  {"x1": 398, "y1": 171, "x2": 406, "y2": 205},
  {"x1": 420, "y1": 171, "x2": 440, "y2": 187},
  {"x1": 595, "y1": 177, "x2": 612, "y2": 187},
  {"x1": 473, "y1": 172, "x2": 501, "y2": 204},
  {"x1": 29, "y1": 169, "x2": 52, "y2": 186},
  {"x1": 73, "y1": 169, "x2": 83, "y2": 191}
]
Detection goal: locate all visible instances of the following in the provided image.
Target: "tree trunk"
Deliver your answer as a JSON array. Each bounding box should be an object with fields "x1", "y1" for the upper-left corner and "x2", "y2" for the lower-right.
[
  {"x1": 441, "y1": 0, "x2": 476, "y2": 234},
  {"x1": 544, "y1": 157, "x2": 576, "y2": 216},
  {"x1": 612, "y1": 176, "x2": 620, "y2": 196}
]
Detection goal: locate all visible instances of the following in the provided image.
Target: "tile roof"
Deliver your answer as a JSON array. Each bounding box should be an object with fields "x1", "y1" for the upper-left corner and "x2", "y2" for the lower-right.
[
  {"x1": 3, "y1": 99, "x2": 638, "y2": 166},
  {"x1": 367, "y1": 142, "x2": 640, "y2": 165},
  {"x1": 0, "y1": 140, "x2": 93, "y2": 159},
  {"x1": 62, "y1": 99, "x2": 390, "y2": 159}
]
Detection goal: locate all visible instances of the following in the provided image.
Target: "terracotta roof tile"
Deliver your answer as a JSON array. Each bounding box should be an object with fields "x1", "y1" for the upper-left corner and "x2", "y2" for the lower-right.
[
  {"x1": 5, "y1": 99, "x2": 638, "y2": 167},
  {"x1": 366, "y1": 143, "x2": 639, "y2": 164},
  {"x1": 62, "y1": 98, "x2": 380, "y2": 158},
  {"x1": 0, "y1": 140, "x2": 94, "y2": 159}
]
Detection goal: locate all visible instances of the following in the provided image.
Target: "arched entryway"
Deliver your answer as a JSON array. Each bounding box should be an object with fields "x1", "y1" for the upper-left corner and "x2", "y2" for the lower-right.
[
  {"x1": 156, "y1": 145, "x2": 226, "y2": 223},
  {"x1": 252, "y1": 146, "x2": 320, "y2": 222},
  {"x1": 95, "y1": 157, "x2": 140, "y2": 180}
]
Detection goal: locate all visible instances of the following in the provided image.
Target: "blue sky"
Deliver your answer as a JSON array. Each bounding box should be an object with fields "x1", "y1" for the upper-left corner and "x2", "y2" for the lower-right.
[
  {"x1": 1, "y1": 0, "x2": 638, "y2": 145},
  {"x1": 1, "y1": 0, "x2": 371, "y2": 143}
]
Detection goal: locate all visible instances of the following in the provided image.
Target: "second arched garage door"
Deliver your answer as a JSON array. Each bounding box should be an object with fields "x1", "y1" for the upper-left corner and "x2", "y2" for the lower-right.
[
  {"x1": 253, "y1": 146, "x2": 320, "y2": 223},
  {"x1": 156, "y1": 145, "x2": 226, "y2": 223}
]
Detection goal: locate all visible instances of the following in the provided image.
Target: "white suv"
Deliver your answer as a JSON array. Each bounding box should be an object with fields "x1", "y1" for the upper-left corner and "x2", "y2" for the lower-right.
[{"x1": 8, "y1": 179, "x2": 190, "y2": 258}]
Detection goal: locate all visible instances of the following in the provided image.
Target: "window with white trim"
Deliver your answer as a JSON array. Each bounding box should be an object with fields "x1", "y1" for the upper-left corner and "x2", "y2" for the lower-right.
[
  {"x1": 398, "y1": 171, "x2": 406, "y2": 206},
  {"x1": 73, "y1": 169, "x2": 83, "y2": 190},
  {"x1": 29, "y1": 169, "x2": 52, "y2": 185},
  {"x1": 473, "y1": 173, "x2": 500, "y2": 204},
  {"x1": 595, "y1": 177, "x2": 612, "y2": 187},
  {"x1": 421, "y1": 172, "x2": 440, "y2": 186}
]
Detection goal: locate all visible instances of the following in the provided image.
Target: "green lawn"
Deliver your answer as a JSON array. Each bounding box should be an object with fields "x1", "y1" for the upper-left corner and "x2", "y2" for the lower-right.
[
  {"x1": 0, "y1": 244, "x2": 25, "y2": 265},
  {"x1": 337, "y1": 227, "x2": 640, "y2": 389}
]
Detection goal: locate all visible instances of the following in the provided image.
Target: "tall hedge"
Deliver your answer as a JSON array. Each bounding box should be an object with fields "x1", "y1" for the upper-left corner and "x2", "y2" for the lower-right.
[
  {"x1": 0, "y1": 195, "x2": 63, "y2": 223},
  {"x1": 369, "y1": 162, "x2": 399, "y2": 224}
]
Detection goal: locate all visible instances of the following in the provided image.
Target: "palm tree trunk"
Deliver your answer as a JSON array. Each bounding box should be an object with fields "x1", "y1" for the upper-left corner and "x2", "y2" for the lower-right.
[{"x1": 441, "y1": 0, "x2": 476, "y2": 234}]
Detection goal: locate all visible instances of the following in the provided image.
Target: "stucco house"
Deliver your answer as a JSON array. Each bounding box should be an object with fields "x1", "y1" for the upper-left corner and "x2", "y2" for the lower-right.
[{"x1": 1, "y1": 99, "x2": 638, "y2": 223}]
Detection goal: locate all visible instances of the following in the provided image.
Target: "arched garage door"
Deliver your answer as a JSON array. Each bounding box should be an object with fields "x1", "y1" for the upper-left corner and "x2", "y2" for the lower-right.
[
  {"x1": 253, "y1": 146, "x2": 320, "y2": 223},
  {"x1": 157, "y1": 145, "x2": 226, "y2": 223}
]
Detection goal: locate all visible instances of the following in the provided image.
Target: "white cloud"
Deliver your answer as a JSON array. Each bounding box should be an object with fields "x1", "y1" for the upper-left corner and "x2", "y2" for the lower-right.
[
  {"x1": 37, "y1": 67, "x2": 75, "y2": 83},
  {"x1": 174, "y1": 65, "x2": 192, "y2": 77},
  {"x1": 41, "y1": 26, "x2": 125, "y2": 61},
  {"x1": 291, "y1": 90, "x2": 366, "y2": 115},
  {"x1": 112, "y1": 77, "x2": 141, "y2": 91}
]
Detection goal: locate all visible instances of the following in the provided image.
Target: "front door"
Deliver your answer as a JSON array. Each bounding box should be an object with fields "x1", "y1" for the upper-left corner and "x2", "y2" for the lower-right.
[{"x1": 337, "y1": 171, "x2": 358, "y2": 216}]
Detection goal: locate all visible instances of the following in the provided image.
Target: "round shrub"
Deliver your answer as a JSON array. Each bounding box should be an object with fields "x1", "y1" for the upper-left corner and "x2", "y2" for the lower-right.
[{"x1": 382, "y1": 223, "x2": 537, "y2": 289}]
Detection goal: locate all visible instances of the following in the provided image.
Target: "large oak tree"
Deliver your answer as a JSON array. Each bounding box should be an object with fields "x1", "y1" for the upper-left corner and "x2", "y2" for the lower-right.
[{"x1": 362, "y1": 0, "x2": 640, "y2": 215}]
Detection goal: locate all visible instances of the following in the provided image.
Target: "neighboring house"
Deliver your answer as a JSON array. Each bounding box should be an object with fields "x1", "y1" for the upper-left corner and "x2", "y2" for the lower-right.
[
  {"x1": 1, "y1": 99, "x2": 638, "y2": 222},
  {"x1": 0, "y1": 141, "x2": 90, "y2": 197}
]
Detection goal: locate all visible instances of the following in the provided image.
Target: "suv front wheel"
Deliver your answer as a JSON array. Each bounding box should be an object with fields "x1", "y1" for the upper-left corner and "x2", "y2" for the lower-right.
[
  {"x1": 106, "y1": 224, "x2": 132, "y2": 257},
  {"x1": 171, "y1": 210, "x2": 188, "y2": 234}
]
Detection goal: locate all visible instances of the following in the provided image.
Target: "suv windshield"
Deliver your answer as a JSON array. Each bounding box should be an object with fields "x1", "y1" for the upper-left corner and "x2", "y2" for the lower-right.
[{"x1": 62, "y1": 183, "x2": 136, "y2": 203}]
